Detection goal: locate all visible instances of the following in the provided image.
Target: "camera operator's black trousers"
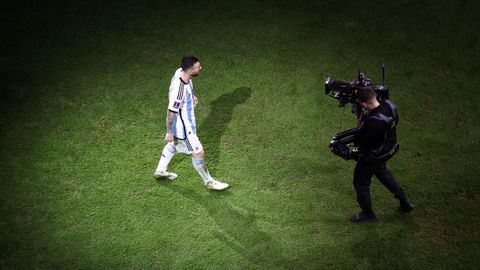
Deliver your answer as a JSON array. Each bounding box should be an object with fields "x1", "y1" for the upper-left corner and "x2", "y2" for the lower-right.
[{"x1": 353, "y1": 160, "x2": 407, "y2": 216}]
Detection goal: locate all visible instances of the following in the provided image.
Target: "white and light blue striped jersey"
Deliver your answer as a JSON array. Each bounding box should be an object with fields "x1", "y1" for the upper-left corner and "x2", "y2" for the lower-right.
[{"x1": 167, "y1": 68, "x2": 197, "y2": 140}]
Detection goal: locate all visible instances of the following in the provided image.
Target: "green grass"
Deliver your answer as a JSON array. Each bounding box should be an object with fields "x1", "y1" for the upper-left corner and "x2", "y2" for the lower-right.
[{"x1": 1, "y1": 0, "x2": 479, "y2": 269}]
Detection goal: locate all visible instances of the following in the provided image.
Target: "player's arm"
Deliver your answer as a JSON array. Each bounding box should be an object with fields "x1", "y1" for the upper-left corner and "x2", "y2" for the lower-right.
[
  {"x1": 164, "y1": 109, "x2": 177, "y2": 142},
  {"x1": 166, "y1": 109, "x2": 177, "y2": 134},
  {"x1": 192, "y1": 87, "x2": 198, "y2": 107},
  {"x1": 164, "y1": 81, "x2": 184, "y2": 141}
]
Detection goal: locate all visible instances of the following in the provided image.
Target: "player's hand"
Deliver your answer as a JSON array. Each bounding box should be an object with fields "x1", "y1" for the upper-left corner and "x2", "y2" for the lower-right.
[
  {"x1": 164, "y1": 132, "x2": 173, "y2": 142},
  {"x1": 194, "y1": 96, "x2": 198, "y2": 107}
]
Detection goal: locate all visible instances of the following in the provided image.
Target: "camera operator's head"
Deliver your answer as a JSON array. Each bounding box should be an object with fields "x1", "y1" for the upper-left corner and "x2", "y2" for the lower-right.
[{"x1": 357, "y1": 86, "x2": 380, "y2": 112}]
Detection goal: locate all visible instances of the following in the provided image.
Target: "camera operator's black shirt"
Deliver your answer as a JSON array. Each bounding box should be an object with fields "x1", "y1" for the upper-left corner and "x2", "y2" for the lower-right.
[{"x1": 354, "y1": 101, "x2": 393, "y2": 152}]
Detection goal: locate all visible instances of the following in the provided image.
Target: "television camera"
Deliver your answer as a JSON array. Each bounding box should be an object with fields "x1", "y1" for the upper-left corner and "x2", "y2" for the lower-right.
[{"x1": 325, "y1": 65, "x2": 398, "y2": 161}]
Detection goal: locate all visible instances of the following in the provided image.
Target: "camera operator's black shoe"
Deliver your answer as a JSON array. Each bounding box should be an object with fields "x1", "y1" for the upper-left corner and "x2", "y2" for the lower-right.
[
  {"x1": 350, "y1": 212, "x2": 378, "y2": 223},
  {"x1": 399, "y1": 202, "x2": 415, "y2": 213}
]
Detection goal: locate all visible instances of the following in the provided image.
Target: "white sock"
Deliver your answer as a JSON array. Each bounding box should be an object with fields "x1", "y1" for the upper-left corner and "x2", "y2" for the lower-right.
[
  {"x1": 156, "y1": 143, "x2": 175, "y2": 172},
  {"x1": 192, "y1": 158, "x2": 212, "y2": 184}
]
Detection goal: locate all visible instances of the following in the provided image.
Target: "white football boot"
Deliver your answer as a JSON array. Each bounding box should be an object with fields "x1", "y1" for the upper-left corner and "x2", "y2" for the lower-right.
[
  {"x1": 205, "y1": 178, "x2": 229, "y2": 191},
  {"x1": 153, "y1": 170, "x2": 178, "y2": 180}
]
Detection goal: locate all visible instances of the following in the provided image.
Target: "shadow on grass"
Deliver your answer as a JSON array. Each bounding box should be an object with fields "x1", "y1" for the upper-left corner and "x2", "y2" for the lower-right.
[
  {"x1": 155, "y1": 87, "x2": 304, "y2": 267},
  {"x1": 350, "y1": 221, "x2": 417, "y2": 269},
  {"x1": 283, "y1": 155, "x2": 419, "y2": 268},
  {"x1": 198, "y1": 86, "x2": 252, "y2": 173},
  {"x1": 161, "y1": 182, "x2": 301, "y2": 268}
]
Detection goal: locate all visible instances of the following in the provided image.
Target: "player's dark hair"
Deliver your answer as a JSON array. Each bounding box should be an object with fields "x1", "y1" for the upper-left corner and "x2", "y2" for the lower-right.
[
  {"x1": 181, "y1": 56, "x2": 199, "y2": 71},
  {"x1": 357, "y1": 86, "x2": 376, "y2": 103}
]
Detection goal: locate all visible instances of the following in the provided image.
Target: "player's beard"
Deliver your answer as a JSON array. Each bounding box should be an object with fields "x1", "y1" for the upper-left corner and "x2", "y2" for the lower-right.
[{"x1": 191, "y1": 72, "x2": 199, "y2": 77}]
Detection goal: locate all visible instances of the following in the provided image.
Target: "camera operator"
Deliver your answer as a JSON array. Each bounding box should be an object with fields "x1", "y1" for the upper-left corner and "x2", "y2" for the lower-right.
[{"x1": 350, "y1": 86, "x2": 414, "y2": 222}]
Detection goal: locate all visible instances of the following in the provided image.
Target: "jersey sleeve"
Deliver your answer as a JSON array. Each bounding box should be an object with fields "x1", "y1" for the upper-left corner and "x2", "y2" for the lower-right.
[{"x1": 167, "y1": 79, "x2": 185, "y2": 113}]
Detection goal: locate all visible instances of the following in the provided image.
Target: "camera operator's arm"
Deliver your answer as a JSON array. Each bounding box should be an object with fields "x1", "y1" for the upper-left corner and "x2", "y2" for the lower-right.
[
  {"x1": 354, "y1": 119, "x2": 386, "y2": 151},
  {"x1": 357, "y1": 114, "x2": 367, "y2": 129}
]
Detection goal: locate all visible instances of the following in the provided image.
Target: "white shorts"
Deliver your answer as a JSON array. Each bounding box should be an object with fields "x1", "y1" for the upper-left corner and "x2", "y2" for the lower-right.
[{"x1": 174, "y1": 134, "x2": 204, "y2": 155}]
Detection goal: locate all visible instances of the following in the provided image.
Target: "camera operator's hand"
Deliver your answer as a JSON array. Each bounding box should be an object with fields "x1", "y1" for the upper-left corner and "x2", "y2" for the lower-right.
[{"x1": 357, "y1": 116, "x2": 365, "y2": 129}]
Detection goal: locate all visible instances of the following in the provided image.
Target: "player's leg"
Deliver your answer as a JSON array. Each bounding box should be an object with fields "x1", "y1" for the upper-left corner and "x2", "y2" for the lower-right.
[
  {"x1": 191, "y1": 150, "x2": 208, "y2": 183},
  {"x1": 154, "y1": 142, "x2": 178, "y2": 180},
  {"x1": 188, "y1": 135, "x2": 229, "y2": 190}
]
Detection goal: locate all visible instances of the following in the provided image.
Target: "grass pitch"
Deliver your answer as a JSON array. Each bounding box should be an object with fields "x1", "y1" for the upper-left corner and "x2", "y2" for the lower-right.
[{"x1": 1, "y1": 0, "x2": 479, "y2": 269}]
